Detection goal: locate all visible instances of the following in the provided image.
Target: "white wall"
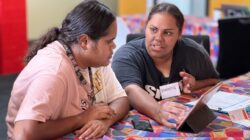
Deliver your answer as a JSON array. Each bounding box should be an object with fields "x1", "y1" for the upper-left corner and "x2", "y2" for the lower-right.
[
  {"x1": 156, "y1": 0, "x2": 207, "y2": 17},
  {"x1": 158, "y1": 0, "x2": 192, "y2": 15},
  {"x1": 191, "y1": 0, "x2": 207, "y2": 17}
]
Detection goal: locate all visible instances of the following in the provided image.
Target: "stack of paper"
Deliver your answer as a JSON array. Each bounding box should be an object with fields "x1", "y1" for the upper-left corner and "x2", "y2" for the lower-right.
[
  {"x1": 187, "y1": 91, "x2": 250, "y2": 113},
  {"x1": 207, "y1": 91, "x2": 250, "y2": 113}
]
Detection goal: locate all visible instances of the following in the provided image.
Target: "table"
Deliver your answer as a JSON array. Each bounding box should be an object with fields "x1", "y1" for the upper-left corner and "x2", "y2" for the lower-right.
[{"x1": 103, "y1": 72, "x2": 250, "y2": 139}]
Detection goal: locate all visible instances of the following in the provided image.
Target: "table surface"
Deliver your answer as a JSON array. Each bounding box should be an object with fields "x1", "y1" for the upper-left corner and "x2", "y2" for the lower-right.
[
  {"x1": 61, "y1": 72, "x2": 250, "y2": 140},
  {"x1": 104, "y1": 72, "x2": 250, "y2": 139}
]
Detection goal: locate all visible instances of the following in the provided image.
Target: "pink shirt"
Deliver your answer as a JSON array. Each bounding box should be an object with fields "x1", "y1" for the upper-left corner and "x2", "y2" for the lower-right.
[{"x1": 6, "y1": 41, "x2": 126, "y2": 139}]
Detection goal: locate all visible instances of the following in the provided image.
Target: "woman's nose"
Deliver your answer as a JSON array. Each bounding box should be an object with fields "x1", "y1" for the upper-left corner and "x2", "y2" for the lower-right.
[
  {"x1": 155, "y1": 32, "x2": 163, "y2": 41},
  {"x1": 111, "y1": 43, "x2": 116, "y2": 49}
]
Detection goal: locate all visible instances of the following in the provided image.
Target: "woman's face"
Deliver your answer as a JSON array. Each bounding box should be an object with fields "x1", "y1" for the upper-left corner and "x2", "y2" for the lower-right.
[
  {"x1": 145, "y1": 12, "x2": 181, "y2": 60},
  {"x1": 87, "y1": 21, "x2": 117, "y2": 67}
]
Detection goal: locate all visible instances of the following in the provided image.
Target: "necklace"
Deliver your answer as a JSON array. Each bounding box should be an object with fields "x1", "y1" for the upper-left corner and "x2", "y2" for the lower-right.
[{"x1": 60, "y1": 41, "x2": 96, "y2": 103}]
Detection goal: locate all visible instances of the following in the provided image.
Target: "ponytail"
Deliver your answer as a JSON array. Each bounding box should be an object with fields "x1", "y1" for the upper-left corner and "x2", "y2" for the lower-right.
[{"x1": 24, "y1": 27, "x2": 60, "y2": 64}]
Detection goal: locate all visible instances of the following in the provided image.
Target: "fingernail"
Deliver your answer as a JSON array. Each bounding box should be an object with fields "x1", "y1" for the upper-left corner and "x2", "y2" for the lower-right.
[{"x1": 167, "y1": 118, "x2": 176, "y2": 123}]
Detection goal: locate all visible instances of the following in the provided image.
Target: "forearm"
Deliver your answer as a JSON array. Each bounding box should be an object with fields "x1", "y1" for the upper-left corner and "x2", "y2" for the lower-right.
[
  {"x1": 14, "y1": 112, "x2": 88, "y2": 140},
  {"x1": 194, "y1": 78, "x2": 220, "y2": 90},
  {"x1": 125, "y1": 84, "x2": 162, "y2": 124},
  {"x1": 104, "y1": 97, "x2": 129, "y2": 127}
]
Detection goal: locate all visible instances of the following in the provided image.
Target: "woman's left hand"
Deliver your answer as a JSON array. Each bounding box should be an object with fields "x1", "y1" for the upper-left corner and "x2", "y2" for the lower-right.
[
  {"x1": 75, "y1": 120, "x2": 109, "y2": 140},
  {"x1": 179, "y1": 71, "x2": 196, "y2": 94}
]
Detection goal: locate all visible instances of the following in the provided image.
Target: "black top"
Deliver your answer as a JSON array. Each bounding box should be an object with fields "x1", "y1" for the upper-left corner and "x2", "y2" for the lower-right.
[{"x1": 112, "y1": 37, "x2": 218, "y2": 101}]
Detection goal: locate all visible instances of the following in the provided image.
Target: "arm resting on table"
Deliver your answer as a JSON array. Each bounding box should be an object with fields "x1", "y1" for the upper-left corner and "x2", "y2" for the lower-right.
[
  {"x1": 194, "y1": 78, "x2": 220, "y2": 91},
  {"x1": 103, "y1": 97, "x2": 129, "y2": 127},
  {"x1": 125, "y1": 84, "x2": 162, "y2": 124}
]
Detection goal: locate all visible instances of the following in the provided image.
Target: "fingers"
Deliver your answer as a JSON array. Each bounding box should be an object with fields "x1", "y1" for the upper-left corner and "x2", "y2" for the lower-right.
[
  {"x1": 75, "y1": 122, "x2": 92, "y2": 138},
  {"x1": 160, "y1": 118, "x2": 176, "y2": 128},
  {"x1": 80, "y1": 124, "x2": 101, "y2": 139},
  {"x1": 94, "y1": 129, "x2": 106, "y2": 139},
  {"x1": 88, "y1": 105, "x2": 116, "y2": 120},
  {"x1": 76, "y1": 120, "x2": 107, "y2": 140},
  {"x1": 97, "y1": 106, "x2": 116, "y2": 119},
  {"x1": 183, "y1": 83, "x2": 191, "y2": 94},
  {"x1": 179, "y1": 71, "x2": 189, "y2": 77},
  {"x1": 159, "y1": 102, "x2": 190, "y2": 127},
  {"x1": 159, "y1": 110, "x2": 184, "y2": 128},
  {"x1": 163, "y1": 101, "x2": 188, "y2": 111},
  {"x1": 179, "y1": 71, "x2": 195, "y2": 93}
]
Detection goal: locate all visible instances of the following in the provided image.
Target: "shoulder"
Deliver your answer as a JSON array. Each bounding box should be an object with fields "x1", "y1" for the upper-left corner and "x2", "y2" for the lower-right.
[
  {"x1": 177, "y1": 38, "x2": 208, "y2": 57},
  {"x1": 114, "y1": 38, "x2": 145, "y2": 56},
  {"x1": 22, "y1": 41, "x2": 73, "y2": 83},
  {"x1": 113, "y1": 38, "x2": 147, "y2": 63}
]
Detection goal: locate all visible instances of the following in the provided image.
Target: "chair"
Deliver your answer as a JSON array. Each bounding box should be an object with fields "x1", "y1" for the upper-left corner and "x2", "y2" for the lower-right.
[
  {"x1": 216, "y1": 17, "x2": 250, "y2": 79},
  {"x1": 126, "y1": 33, "x2": 210, "y2": 54}
]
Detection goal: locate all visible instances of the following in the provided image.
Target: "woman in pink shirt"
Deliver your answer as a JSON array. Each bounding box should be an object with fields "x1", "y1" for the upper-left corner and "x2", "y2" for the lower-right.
[{"x1": 6, "y1": 1, "x2": 129, "y2": 139}]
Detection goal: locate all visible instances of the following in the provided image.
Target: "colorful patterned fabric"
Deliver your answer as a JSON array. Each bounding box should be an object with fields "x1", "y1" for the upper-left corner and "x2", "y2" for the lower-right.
[
  {"x1": 104, "y1": 72, "x2": 250, "y2": 139},
  {"x1": 62, "y1": 72, "x2": 250, "y2": 139}
]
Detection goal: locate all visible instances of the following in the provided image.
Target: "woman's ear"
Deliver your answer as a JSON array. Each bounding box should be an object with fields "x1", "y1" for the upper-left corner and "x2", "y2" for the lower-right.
[
  {"x1": 79, "y1": 34, "x2": 88, "y2": 50},
  {"x1": 178, "y1": 31, "x2": 182, "y2": 40}
]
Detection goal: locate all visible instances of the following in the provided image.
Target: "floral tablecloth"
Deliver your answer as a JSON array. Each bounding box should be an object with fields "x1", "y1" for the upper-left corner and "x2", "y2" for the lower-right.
[
  {"x1": 62, "y1": 72, "x2": 250, "y2": 140},
  {"x1": 104, "y1": 72, "x2": 250, "y2": 140}
]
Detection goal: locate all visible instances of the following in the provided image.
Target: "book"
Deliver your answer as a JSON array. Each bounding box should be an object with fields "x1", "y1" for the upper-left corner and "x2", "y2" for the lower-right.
[{"x1": 187, "y1": 91, "x2": 250, "y2": 114}]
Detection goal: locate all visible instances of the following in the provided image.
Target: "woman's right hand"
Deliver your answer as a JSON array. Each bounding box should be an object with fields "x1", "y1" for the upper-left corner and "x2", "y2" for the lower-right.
[
  {"x1": 81, "y1": 102, "x2": 116, "y2": 123},
  {"x1": 157, "y1": 101, "x2": 189, "y2": 128}
]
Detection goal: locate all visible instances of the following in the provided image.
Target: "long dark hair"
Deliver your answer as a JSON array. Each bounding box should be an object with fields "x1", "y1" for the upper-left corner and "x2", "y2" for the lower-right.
[
  {"x1": 147, "y1": 3, "x2": 184, "y2": 33},
  {"x1": 25, "y1": 0, "x2": 115, "y2": 64}
]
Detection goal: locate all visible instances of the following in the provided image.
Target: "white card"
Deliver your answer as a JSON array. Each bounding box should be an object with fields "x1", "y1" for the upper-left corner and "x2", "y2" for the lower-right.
[{"x1": 160, "y1": 82, "x2": 181, "y2": 99}]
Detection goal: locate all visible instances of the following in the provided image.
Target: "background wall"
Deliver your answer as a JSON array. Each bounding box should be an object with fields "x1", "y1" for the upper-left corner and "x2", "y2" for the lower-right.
[
  {"x1": 158, "y1": 0, "x2": 207, "y2": 17},
  {"x1": 209, "y1": 0, "x2": 250, "y2": 17},
  {"x1": 27, "y1": 0, "x2": 81, "y2": 40},
  {"x1": 118, "y1": 0, "x2": 146, "y2": 15},
  {"x1": 99, "y1": 0, "x2": 117, "y2": 15},
  {"x1": 27, "y1": 0, "x2": 119, "y2": 40}
]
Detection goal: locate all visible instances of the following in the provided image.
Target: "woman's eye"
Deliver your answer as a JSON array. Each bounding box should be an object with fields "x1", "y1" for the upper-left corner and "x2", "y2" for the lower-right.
[
  {"x1": 150, "y1": 27, "x2": 157, "y2": 33},
  {"x1": 164, "y1": 31, "x2": 173, "y2": 36}
]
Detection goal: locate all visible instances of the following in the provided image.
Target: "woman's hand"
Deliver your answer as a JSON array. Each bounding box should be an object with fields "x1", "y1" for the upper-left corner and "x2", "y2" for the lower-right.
[
  {"x1": 157, "y1": 101, "x2": 189, "y2": 128},
  {"x1": 81, "y1": 102, "x2": 116, "y2": 124},
  {"x1": 179, "y1": 71, "x2": 196, "y2": 93},
  {"x1": 75, "y1": 120, "x2": 109, "y2": 140}
]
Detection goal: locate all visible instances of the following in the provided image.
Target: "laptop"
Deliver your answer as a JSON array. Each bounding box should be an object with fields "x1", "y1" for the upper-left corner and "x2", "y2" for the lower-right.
[{"x1": 176, "y1": 82, "x2": 222, "y2": 133}]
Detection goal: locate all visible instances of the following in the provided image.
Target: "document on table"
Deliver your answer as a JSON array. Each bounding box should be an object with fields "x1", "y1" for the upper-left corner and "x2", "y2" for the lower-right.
[
  {"x1": 228, "y1": 108, "x2": 250, "y2": 127},
  {"x1": 187, "y1": 91, "x2": 250, "y2": 113}
]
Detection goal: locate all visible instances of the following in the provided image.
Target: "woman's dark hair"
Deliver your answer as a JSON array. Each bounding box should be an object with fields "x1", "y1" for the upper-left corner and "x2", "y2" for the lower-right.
[
  {"x1": 25, "y1": 0, "x2": 115, "y2": 64},
  {"x1": 147, "y1": 3, "x2": 184, "y2": 33}
]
